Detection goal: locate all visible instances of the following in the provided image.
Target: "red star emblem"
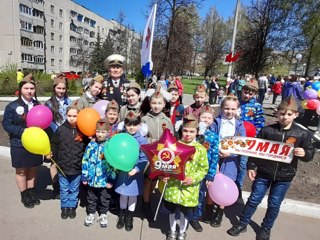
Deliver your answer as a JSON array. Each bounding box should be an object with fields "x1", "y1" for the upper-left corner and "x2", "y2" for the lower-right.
[
  {"x1": 145, "y1": 27, "x2": 151, "y2": 48},
  {"x1": 141, "y1": 129, "x2": 196, "y2": 180}
]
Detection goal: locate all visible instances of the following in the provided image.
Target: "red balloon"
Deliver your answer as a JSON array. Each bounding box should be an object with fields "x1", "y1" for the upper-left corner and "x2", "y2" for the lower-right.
[
  {"x1": 243, "y1": 121, "x2": 256, "y2": 137},
  {"x1": 307, "y1": 99, "x2": 320, "y2": 110},
  {"x1": 141, "y1": 129, "x2": 196, "y2": 181}
]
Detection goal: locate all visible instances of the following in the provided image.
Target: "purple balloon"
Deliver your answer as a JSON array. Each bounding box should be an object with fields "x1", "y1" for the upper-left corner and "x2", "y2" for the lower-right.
[
  {"x1": 208, "y1": 173, "x2": 239, "y2": 206},
  {"x1": 92, "y1": 100, "x2": 109, "y2": 118},
  {"x1": 303, "y1": 89, "x2": 318, "y2": 100},
  {"x1": 26, "y1": 105, "x2": 53, "y2": 129}
]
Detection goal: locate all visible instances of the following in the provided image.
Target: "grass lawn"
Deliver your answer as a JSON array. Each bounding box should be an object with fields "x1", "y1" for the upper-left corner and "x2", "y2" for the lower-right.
[{"x1": 181, "y1": 76, "x2": 227, "y2": 94}]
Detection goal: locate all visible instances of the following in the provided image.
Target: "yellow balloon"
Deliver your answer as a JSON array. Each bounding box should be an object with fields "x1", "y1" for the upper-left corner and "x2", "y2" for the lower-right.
[
  {"x1": 301, "y1": 100, "x2": 309, "y2": 110},
  {"x1": 318, "y1": 89, "x2": 320, "y2": 98},
  {"x1": 22, "y1": 127, "x2": 51, "y2": 155}
]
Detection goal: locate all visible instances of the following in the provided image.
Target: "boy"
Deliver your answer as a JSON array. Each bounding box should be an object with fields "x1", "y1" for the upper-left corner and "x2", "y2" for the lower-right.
[
  {"x1": 105, "y1": 99, "x2": 120, "y2": 138},
  {"x1": 164, "y1": 114, "x2": 208, "y2": 240},
  {"x1": 184, "y1": 85, "x2": 209, "y2": 120},
  {"x1": 82, "y1": 118, "x2": 117, "y2": 228},
  {"x1": 238, "y1": 79, "x2": 265, "y2": 191},
  {"x1": 227, "y1": 96, "x2": 315, "y2": 240}
]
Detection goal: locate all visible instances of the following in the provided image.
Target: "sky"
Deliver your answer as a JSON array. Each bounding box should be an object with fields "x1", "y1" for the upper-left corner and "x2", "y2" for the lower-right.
[{"x1": 73, "y1": 0, "x2": 250, "y2": 33}]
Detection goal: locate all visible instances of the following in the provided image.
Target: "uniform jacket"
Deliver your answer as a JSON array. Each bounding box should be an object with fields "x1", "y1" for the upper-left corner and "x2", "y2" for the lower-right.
[
  {"x1": 142, "y1": 112, "x2": 174, "y2": 143},
  {"x1": 210, "y1": 116, "x2": 247, "y2": 181},
  {"x1": 119, "y1": 102, "x2": 142, "y2": 121},
  {"x1": 81, "y1": 140, "x2": 117, "y2": 188},
  {"x1": 239, "y1": 97, "x2": 265, "y2": 135},
  {"x1": 114, "y1": 132, "x2": 148, "y2": 196},
  {"x1": 164, "y1": 141, "x2": 208, "y2": 207},
  {"x1": 51, "y1": 121, "x2": 89, "y2": 176},
  {"x1": 2, "y1": 98, "x2": 39, "y2": 147},
  {"x1": 103, "y1": 76, "x2": 130, "y2": 106},
  {"x1": 248, "y1": 122, "x2": 315, "y2": 182},
  {"x1": 73, "y1": 92, "x2": 97, "y2": 110}
]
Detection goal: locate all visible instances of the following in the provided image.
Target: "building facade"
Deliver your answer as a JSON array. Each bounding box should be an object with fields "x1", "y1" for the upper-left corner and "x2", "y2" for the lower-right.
[{"x1": 0, "y1": 0, "x2": 139, "y2": 73}]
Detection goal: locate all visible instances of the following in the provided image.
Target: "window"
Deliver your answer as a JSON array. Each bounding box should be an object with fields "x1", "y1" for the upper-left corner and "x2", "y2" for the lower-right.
[
  {"x1": 19, "y1": 4, "x2": 32, "y2": 15},
  {"x1": 70, "y1": 36, "x2": 77, "y2": 43},
  {"x1": 59, "y1": 47, "x2": 63, "y2": 53},
  {"x1": 34, "y1": 56, "x2": 44, "y2": 63},
  {"x1": 90, "y1": 20, "x2": 96, "y2": 28},
  {"x1": 51, "y1": 19, "x2": 55, "y2": 28},
  {"x1": 77, "y1": 38, "x2": 83, "y2": 45},
  {"x1": 89, "y1": 42, "x2": 95, "y2": 47},
  {"x1": 59, "y1": 22, "x2": 63, "y2": 30},
  {"x1": 84, "y1": 40, "x2": 89, "y2": 46},
  {"x1": 70, "y1": 10, "x2": 77, "y2": 18},
  {"x1": 50, "y1": 32, "x2": 54, "y2": 40},
  {"x1": 32, "y1": 8, "x2": 44, "y2": 19},
  {"x1": 21, "y1": 37, "x2": 32, "y2": 47},
  {"x1": 33, "y1": 25, "x2": 44, "y2": 34},
  {"x1": 70, "y1": 48, "x2": 77, "y2": 54},
  {"x1": 51, "y1": 46, "x2": 55, "y2": 53},
  {"x1": 70, "y1": 21, "x2": 77, "y2": 31},
  {"x1": 59, "y1": 9, "x2": 63, "y2": 17},
  {"x1": 51, "y1": 59, "x2": 55, "y2": 66},
  {"x1": 84, "y1": 28, "x2": 89, "y2": 35},
  {"x1": 77, "y1": 14, "x2": 83, "y2": 22},
  {"x1": 50, "y1": 5, "x2": 54, "y2": 14},
  {"x1": 77, "y1": 27, "x2": 83, "y2": 33},
  {"x1": 89, "y1": 31, "x2": 95, "y2": 38},
  {"x1": 59, "y1": 60, "x2": 63, "y2": 66},
  {"x1": 59, "y1": 35, "x2": 63, "y2": 42},
  {"x1": 33, "y1": 41, "x2": 44, "y2": 49},
  {"x1": 22, "y1": 53, "x2": 33, "y2": 62},
  {"x1": 20, "y1": 21, "x2": 33, "y2": 31},
  {"x1": 84, "y1": 17, "x2": 90, "y2": 24}
]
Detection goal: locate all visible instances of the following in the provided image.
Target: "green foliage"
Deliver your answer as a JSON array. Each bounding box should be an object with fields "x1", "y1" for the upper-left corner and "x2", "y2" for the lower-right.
[{"x1": 181, "y1": 76, "x2": 226, "y2": 94}]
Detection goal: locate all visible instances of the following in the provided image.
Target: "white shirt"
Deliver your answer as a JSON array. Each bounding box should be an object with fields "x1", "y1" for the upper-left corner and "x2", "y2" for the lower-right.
[
  {"x1": 112, "y1": 78, "x2": 121, "y2": 88},
  {"x1": 219, "y1": 116, "x2": 236, "y2": 139},
  {"x1": 21, "y1": 96, "x2": 34, "y2": 111}
]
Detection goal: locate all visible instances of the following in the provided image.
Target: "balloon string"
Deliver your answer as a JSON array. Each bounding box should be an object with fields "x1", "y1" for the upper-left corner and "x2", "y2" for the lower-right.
[
  {"x1": 50, "y1": 157, "x2": 66, "y2": 177},
  {"x1": 153, "y1": 181, "x2": 167, "y2": 222}
]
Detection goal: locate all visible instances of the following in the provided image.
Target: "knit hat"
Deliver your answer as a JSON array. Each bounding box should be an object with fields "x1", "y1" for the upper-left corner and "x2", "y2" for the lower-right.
[
  {"x1": 277, "y1": 95, "x2": 298, "y2": 112},
  {"x1": 128, "y1": 81, "x2": 141, "y2": 90},
  {"x1": 92, "y1": 74, "x2": 104, "y2": 83},
  {"x1": 194, "y1": 85, "x2": 206, "y2": 94},
  {"x1": 106, "y1": 99, "x2": 119, "y2": 112},
  {"x1": 22, "y1": 73, "x2": 35, "y2": 83},
  {"x1": 244, "y1": 79, "x2": 258, "y2": 90},
  {"x1": 104, "y1": 54, "x2": 126, "y2": 68},
  {"x1": 53, "y1": 73, "x2": 67, "y2": 85},
  {"x1": 125, "y1": 111, "x2": 140, "y2": 122},
  {"x1": 200, "y1": 105, "x2": 214, "y2": 116},
  {"x1": 183, "y1": 114, "x2": 199, "y2": 128},
  {"x1": 151, "y1": 84, "x2": 164, "y2": 99},
  {"x1": 96, "y1": 118, "x2": 111, "y2": 131},
  {"x1": 168, "y1": 83, "x2": 178, "y2": 91}
]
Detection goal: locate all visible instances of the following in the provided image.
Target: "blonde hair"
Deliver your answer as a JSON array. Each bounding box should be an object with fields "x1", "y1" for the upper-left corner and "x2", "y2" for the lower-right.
[{"x1": 221, "y1": 95, "x2": 239, "y2": 108}]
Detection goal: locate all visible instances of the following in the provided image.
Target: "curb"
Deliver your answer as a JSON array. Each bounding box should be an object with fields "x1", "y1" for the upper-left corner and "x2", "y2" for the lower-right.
[{"x1": 0, "y1": 146, "x2": 319, "y2": 219}]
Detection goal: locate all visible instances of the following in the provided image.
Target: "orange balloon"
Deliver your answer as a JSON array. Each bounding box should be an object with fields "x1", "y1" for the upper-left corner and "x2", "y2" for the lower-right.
[{"x1": 77, "y1": 108, "x2": 101, "y2": 136}]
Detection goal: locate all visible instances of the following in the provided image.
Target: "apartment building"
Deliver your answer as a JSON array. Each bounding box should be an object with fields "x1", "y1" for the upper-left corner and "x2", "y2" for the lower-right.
[{"x1": 0, "y1": 0, "x2": 139, "y2": 73}]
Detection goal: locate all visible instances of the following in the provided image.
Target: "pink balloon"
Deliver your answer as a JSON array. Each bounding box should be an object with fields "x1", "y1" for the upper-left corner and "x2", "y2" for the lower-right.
[
  {"x1": 26, "y1": 105, "x2": 53, "y2": 129},
  {"x1": 208, "y1": 173, "x2": 239, "y2": 206},
  {"x1": 92, "y1": 100, "x2": 109, "y2": 118}
]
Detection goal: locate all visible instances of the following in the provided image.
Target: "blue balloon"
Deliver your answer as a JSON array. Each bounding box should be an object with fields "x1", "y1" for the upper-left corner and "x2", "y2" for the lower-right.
[{"x1": 311, "y1": 81, "x2": 320, "y2": 91}]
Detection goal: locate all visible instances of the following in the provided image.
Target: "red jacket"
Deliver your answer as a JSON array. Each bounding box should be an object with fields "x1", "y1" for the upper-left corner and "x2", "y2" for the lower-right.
[{"x1": 272, "y1": 82, "x2": 282, "y2": 95}]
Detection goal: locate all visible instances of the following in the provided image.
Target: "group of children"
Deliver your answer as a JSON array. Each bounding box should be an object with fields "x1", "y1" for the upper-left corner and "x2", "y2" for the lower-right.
[{"x1": 45, "y1": 78, "x2": 314, "y2": 240}]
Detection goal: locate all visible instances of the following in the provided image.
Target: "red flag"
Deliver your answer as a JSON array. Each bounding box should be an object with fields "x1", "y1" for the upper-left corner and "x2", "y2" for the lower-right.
[
  {"x1": 225, "y1": 52, "x2": 232, "y2": 62},
  {"x1": 231, "y1": 51, "x2": 241, "y2": 62}
]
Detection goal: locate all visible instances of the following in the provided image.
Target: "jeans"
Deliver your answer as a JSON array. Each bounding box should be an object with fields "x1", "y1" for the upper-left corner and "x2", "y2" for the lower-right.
[
  {"x1": 193, "y1": 180, "x2": 207, "y2": 220},
  {"x1": 236, "y1": 156, "x2": 248, "y2": 189},
  {"x1": 87, "y1": 187, "x2": 111, "y2": 215},
  {"x1": 239, "y1": 177, "x2": 291, "y2": 230},
  {"x1": 258, "y1": 89, "x2": 267, "y2": 105},
  {"x1": 58, "y1": 173, "x2": 81, "y2": 208}
]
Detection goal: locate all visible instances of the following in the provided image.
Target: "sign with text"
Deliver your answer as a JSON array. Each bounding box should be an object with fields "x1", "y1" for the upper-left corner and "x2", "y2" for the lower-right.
[{"x1": 219, "y1": 137, "x2": 294, "y2": 164}]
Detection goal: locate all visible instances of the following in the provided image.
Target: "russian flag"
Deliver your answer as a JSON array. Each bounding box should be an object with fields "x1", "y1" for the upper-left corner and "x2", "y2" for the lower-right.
[{"x1": 141, "y1": 4, "x2": 157, "y2": 77}]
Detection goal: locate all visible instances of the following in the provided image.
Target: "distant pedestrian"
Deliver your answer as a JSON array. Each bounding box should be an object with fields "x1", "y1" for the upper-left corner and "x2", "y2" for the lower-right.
[{"x1": 16, "y1": 69, "x2": 24, "y2": 84}]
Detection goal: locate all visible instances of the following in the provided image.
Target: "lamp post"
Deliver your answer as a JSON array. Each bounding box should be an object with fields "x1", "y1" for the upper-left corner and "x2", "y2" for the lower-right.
[{"x1": 295, "y1": 53, "x2": 302, "y2": 76}]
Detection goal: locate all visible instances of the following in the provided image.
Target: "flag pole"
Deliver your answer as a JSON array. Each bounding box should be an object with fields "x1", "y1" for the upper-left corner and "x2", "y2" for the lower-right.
[{"x1": 227, "y1": 0, "x2": 240, "y2": 81}]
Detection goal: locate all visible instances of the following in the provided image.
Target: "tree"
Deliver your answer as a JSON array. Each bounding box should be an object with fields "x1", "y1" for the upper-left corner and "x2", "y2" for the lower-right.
[
  {"x1": 70, "y1": 34, "x2": 90, "y2": 73},
  {"x1": 89, "y1": 32, "x2": 104, "y2": 74}
]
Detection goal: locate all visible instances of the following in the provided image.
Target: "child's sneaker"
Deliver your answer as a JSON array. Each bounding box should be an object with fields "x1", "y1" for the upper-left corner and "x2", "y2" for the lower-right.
[
  {"x1": 84, "y1": 213, "x2": 95, "y2": 227},
  {"x1": 99, "y1": 214, "x2": 108, "y2": 228}
]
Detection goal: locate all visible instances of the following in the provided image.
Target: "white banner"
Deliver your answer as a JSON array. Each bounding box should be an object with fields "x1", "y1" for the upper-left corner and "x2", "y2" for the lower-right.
[{"x1": 219, "y1": 136, "x2": 294, "y2": 164}]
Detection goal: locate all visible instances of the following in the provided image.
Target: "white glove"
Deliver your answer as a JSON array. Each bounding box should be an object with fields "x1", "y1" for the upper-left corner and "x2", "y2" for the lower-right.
[
  {"x1": 117, "y1": 121, "x2": 125, "y2": 132},
  {"x1": 175, "y1": 120, "x2": 183, "y2": 132},
  {"x1": 198, "y1": 122, "x2": 207, "y2": 135},
  {"x1": 139, "y1": 123, "x2": 149, "y2": 137}
]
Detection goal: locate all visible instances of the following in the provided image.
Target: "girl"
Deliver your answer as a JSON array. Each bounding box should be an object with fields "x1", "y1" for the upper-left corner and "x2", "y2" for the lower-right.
[
  {"x1": 2, "y1": 74, "x2": 42, "y2": 208},
  {"x1": 167, "y1": 83, "x2": 184, "y2": 137},
  {"x1": 209, "y1": 95, "x2": 246, "y2": 227},
  {"x1": 114, "y1": 111, "x2": 148, "y2": 231},
  {"x1": 141, "y1": 88, "x2": 174, "y2": 219},
  {"x1": 45, "y1": 73, "x2": 71, "y2": 199},
  {"x1": 119, "y1": 82, "x2": 142, "y2": 121},
  {"x1": 49, "y1": 106, "x2": 88, "y2": 219},
  {"x1": 72, "y1": 75, "x2": 103, "y2": 110},
  {"x1": 163, "y1": 114, "x2": 208, "y2": 240}
]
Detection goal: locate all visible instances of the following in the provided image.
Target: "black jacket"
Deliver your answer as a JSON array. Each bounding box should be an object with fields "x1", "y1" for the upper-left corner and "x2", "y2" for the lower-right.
[
  {"x1": 247, "y1": 122, "x2": 315, "y2": 182},
  {"x1": 51, "y1": 121, "x2": 89, "y2": 176}
]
